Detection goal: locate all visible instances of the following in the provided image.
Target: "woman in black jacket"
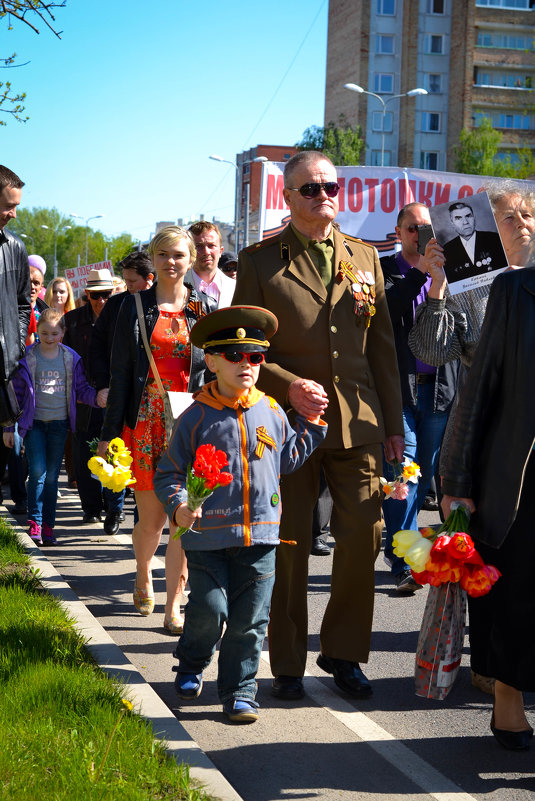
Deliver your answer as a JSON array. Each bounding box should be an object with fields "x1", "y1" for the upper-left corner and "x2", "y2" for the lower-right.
[
  {"x1": 99, "y1": 226, "x2": 215, "y2": 634},
  {"x1": 442, "y1": 257, "x2": 535, "y2": 751}
]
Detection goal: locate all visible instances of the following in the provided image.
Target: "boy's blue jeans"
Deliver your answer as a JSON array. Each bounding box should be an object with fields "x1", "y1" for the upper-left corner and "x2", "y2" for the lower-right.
[
  {"x1": 25, "y1": 419, "x2": 69, "y2": 528},
  {"x1": 175, "y1": 545, "x2": 276, "y2": 704}
]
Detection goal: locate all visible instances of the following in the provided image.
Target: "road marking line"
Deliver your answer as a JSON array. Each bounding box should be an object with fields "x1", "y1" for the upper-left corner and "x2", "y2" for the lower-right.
[{"x1": 260, "y1": 652, "x2": 478, "y2": 801}]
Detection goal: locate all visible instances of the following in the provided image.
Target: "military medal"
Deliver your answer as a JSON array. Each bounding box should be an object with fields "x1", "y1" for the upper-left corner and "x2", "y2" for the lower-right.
[{"x1": 339, "y1": 260, "x2": 376, "y2": 327}]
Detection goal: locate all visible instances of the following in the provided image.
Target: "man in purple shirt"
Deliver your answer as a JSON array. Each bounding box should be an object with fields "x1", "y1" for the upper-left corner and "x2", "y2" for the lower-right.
[{"x1": 380, "y1": 203, "x2": 458, "y2": 591}]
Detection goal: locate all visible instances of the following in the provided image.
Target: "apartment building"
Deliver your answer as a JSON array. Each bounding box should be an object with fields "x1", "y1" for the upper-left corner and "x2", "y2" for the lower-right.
[{"x1": 324, "y1": 0, "x2": 535, "y2": 170}]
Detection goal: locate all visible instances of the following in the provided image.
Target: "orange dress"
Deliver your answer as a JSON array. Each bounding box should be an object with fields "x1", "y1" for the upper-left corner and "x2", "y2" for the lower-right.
[{"x1": 122, "y1": 309, "x2": 190, "y2": 490}]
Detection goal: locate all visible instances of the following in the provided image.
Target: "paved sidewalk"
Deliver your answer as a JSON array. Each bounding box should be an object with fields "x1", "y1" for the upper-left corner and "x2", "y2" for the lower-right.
[{"x1": 4, "y1": 480, "x2": 535, "y2": 801}]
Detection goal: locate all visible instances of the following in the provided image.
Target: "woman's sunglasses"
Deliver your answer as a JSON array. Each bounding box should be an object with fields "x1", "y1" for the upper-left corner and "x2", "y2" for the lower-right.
[
  {"x1": 216, "y1": 352, "x2": 265, "y2": 365},
  {"x1": 287, "y1": 182, "x2": 340, "y2": 199}
]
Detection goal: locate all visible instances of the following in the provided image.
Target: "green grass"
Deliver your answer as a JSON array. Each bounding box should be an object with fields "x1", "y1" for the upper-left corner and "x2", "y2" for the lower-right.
[{"x1": 0, "y1": 517, "x2": 214, "y2": 801}]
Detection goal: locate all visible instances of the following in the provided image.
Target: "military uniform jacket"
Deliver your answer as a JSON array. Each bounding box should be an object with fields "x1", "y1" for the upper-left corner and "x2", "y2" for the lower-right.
[{"x1": 233, "y1": 224, "x2": 403, "y2": 449}]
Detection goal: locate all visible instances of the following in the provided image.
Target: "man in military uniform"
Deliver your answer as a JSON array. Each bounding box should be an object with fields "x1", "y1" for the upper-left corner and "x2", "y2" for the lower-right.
[{"x1": 233, "y1": 151, "x2": 403, "y2": 700}]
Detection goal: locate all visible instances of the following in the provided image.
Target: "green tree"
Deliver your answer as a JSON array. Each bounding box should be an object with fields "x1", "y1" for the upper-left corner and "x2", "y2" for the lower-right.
[
  {"x1": 0, "y1": 1, "x2": 65, "y2": 125},
  {"x1": 454, "y1": 116, "x2": 535, "y2": 178},
  {"x1": 9, "y1": 206, "x2": 135, "y2": 282},
  {"x1": 296, "y1": 114, "x2": 364, "y2": 165}
]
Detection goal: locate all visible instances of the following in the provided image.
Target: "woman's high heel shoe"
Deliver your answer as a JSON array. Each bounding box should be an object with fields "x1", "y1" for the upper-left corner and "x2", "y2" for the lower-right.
[
  {"x1": 133, "y1": 584, "x2": 154, "y2": 616},
  {"x1": 490, "y1": 713, "x2": 533, "y2": 751}
]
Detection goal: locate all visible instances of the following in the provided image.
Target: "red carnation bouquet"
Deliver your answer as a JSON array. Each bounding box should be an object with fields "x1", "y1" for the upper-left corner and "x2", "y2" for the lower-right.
[{"x1": 173, "y1": 444, "x2": 233, "y2": 539}]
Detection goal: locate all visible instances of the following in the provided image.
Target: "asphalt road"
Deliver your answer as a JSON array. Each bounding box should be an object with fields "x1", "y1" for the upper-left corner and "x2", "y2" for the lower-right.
[{"x1": 8, "y1": 478, "x2": 534, "y2": 801}]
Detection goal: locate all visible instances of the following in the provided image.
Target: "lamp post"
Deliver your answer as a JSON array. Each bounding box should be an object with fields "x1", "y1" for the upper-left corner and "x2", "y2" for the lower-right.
[
  {"x1": 70, "y1": 213, "x2": 103, "y2": 265},
  {"x1": 209, "y1": 154, "x2": 268, "y2": 250},
  {"x1": 344, "y1": 83, "x2": 427, "y2": 166},
  {"x1": 40, "y1": 223, "x2": 72, "y2": 278}
]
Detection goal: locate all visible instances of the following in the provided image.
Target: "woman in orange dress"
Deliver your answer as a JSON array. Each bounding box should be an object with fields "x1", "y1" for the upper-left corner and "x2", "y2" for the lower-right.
[{"x1": 98, "y1": 227, "x2": 216, "y2": 632}]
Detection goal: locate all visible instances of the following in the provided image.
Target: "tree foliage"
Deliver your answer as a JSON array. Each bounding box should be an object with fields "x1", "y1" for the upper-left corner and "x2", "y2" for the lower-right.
[
  {"x1": 454, "y1": 116, "x2": 535, "y2": 179},
  {"x1": 0, "y1": 1, "x2": 65, "y2": 125},
  {"x1": 8, "y1": 206, "x2": 136, "y2": 282},
  {"x1": 296, "y1": 114, "x2": 364, "y2": 166}
]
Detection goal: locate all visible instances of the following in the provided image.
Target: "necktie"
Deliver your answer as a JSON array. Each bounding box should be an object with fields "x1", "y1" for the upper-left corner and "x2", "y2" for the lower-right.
[{"x1": 309, "y1": 241, "x2": 333, "y2": 288}]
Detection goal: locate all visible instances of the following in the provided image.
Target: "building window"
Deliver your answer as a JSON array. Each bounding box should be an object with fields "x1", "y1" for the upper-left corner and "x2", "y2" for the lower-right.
[
  {"x1": 377, "y1": 0, "x2": 396, "y2": 13},
  {"x1": 371, "y1": 150, "x2": 392, "y2": 166},
  {"x1": 425, "y1": 34, "x2": 445, "y2": 54},
  {"x1": 475, "y1": 111, "x2": 533, "y2": 130},
  {"x1": 376, "y1": 34, "x2": 395, "y2": 54},
  {"x1": 476, "y1": 0, "x2": 531, "y2": 9},
  {"x1": 477, "y1": 31, "x2": 531, "y2": 49},
  {"x1": 421, "y1": 112, "x2": 441, "y2": 132},
  {"x1": 427, "y1": 0, "x2": 445, "y2": 12},
  {"x1": 425, "y1": 73, "x2": 442, "y2": 93},
  {"x1": 420, "y1": 152, "x2": 439, "y2": 170},
  {"x1": 372, "y1": 111, "x2": 393, "y2": 131},
  {"x1": 374, "y1": 73, "x2": 394, "y2": 93}
]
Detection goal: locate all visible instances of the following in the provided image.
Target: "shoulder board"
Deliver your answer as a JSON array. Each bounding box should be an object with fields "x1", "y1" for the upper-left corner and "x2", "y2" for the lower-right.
[
  {"x1": 341, "y1": 232, "x2": 375, "y2": 249},
  {"x1": 242, "y1": 236, "x2": 279, "y2": 254}
]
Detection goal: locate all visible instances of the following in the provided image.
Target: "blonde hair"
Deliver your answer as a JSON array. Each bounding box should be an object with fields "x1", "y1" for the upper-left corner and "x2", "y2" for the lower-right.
[
  {"x1": 36, "y1": 307, "x2": 66, "y2": 332},
  {"x1": 44, "y1": 277, "x2": 75, "y2": 314},
  {"x1": 147, "y1": 226, "x2": 196, "y2": 264}
]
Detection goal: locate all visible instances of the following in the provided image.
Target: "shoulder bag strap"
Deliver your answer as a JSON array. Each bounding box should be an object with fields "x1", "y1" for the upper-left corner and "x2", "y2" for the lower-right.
[{"x1": 134, "y1": 292, "x2": 166, "y2": 400}]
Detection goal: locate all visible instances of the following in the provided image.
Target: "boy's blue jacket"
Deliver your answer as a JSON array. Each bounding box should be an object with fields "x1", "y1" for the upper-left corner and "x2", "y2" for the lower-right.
[{"x1": 154, "y1": 381, "x2": 327, "y2": 550}]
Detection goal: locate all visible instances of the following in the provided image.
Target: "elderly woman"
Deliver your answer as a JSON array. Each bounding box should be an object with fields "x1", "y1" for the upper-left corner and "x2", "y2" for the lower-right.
[
  {"x1": 441, "y1": 242, "x2": 535, "y2": 750},
  {"x1": 98, "y1": 227, "x2": 216, "y2": 633},
  {"x1": 408, "y1": 181, "x2": 535, "y2": 693},
  {"x1": 44, "y1": 276, "x2": 76, "y2": 315}
]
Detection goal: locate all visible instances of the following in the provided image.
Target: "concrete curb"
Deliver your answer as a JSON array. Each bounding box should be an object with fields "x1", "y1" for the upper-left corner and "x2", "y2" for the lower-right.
[{"x1": 3, "y1": 511, "x2": 243, "y2": 801}]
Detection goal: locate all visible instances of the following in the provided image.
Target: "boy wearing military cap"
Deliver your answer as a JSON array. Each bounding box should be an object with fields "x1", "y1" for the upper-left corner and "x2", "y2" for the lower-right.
[{"x1": 154, "y1": 305, "x2": 327, "y2": 723}]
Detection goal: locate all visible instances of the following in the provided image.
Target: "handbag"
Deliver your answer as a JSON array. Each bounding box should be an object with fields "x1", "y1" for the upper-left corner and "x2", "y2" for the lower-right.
[
  {"x1": 414, "y1": 581, "x2": 467, "y2": 700},
  {"x1": 134, "y1": 293, "x2": 192, "y2": 440}
]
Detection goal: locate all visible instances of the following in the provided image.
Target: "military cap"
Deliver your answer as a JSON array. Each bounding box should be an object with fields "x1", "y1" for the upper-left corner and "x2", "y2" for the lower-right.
[{"x1": 190, "y1": 305, "x2": 278, "y2": 353}]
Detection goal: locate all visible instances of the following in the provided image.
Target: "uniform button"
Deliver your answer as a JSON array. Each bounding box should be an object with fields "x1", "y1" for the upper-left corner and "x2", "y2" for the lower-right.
[
  {"x1": 330, "y1": 325, "x2": 337, "y2": 333},
  {"x1": 333, "y1": 350, "x2": 339, "y2": 359},
  {"x1": 334, "y1": 375, "x2": 340, "y2": 383}
]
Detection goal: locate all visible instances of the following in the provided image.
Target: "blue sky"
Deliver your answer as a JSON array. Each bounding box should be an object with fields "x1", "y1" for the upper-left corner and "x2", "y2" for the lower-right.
[{"x1": 2, "y1": 0, "x2": 328, "y2": 242}]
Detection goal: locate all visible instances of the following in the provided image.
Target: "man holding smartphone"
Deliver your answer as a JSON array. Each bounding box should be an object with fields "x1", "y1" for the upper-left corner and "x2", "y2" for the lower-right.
[{"x1": 380, "y1": 202, "x2": 458, "y2": 591}]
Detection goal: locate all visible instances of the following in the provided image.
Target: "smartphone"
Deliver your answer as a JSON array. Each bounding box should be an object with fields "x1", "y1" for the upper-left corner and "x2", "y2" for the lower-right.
[{"x1": 417, "y1": 223, "x2": 435, "y2": 256}]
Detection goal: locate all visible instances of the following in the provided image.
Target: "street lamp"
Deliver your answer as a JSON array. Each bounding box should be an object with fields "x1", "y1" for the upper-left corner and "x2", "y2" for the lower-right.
[
  {"x1": 344, "y1": 83, "x2": 428, "y2": 166},
  {"x1": 41, "y1": 223, "x2": 72, "y2": 279},
  {"x1": 209, "y1": 154, "x2": 268, "y2": 250},
  {"x1": 70, "y1": 213, "x2": 104, "y2": 265}
]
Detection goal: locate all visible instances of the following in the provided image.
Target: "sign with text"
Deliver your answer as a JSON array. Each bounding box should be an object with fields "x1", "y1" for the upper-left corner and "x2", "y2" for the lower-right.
[
  {"x1": 64, "y1": 261, "x2": 114, "y2": 296},
  {"x1": 258, "y1": 163, "x2": 533, "y2": 259}
]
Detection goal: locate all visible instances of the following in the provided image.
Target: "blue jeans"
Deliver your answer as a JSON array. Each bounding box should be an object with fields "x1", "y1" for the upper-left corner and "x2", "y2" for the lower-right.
[
  {"x1": 175, "y1": 545, "x2": 276, "y2": 703},
  {"x1": 383, "y1": 382, "x2": 449, "y2": 576},
  {"x1": 25, "y1": 419, "x2": 69, "y2": 528}
]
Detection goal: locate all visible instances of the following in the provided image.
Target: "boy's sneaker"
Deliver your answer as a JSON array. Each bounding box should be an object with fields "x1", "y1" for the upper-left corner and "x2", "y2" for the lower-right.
[
  {"x1": 223, "y1": 698, "x2": 259, "y2": 724},
  {"x1": 27, "y1": 520, "x2": 42, "y2": 546},
  {"x1": 41, "y1": 523, "x2": 57, "y2": 546},
  {"x1": 174, "y1": 669, "x2": 203, "y2": 700}
]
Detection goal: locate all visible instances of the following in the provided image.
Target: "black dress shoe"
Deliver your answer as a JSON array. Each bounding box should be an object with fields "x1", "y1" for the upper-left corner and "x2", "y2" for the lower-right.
[
  {"x1": 104, "y1": 511, "x2": 122, "y2": 535},
  {"x1": 311, "y1": 537, "x2": 331, "y2": 556},
  {"x1": 491, "y1": 714, "x2": 533, "y2": 751},
  {"x1": 271, "y1": 675, "x2": 304, "y2": 700},
  {"x1": 317, "y1": 654, "x2": 373, "y2": 698},
  {"x1": 82, "y1": 514, "x2": 100, "y2": 524}
]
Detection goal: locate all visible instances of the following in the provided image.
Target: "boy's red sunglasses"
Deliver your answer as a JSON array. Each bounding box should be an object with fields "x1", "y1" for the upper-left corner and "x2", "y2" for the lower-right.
[{"x1": 216, "y1": 352, "x2": 265, "y2": 365}]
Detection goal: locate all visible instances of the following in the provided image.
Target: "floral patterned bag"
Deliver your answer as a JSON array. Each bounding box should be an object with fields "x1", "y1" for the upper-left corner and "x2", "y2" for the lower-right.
[{"x1": 414, "y1": 582, "x2": 467, "y2": 700}]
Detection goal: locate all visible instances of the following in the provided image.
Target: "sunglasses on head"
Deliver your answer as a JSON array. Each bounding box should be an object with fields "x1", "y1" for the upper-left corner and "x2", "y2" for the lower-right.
[
  {"x1": 216, "y1": 352, "x2": 265, "y2": 365},
  {"x1": 88, "y1": 290, "x2": 112, "y2": 300},
  {"x1": 287, "y1": 182, "x2": 340, "y2": 199}
]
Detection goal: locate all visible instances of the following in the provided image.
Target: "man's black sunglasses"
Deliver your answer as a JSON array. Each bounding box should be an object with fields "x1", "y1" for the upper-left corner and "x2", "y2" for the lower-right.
[
  {"x1": 287, "y1": 182, "x2": 340, "y2": 199},
  {"x1": 88, "y1": 290, "x2": 112, "y2": 300}
]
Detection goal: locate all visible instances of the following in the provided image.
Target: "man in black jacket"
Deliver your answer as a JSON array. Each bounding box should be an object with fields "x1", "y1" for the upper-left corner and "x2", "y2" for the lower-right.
[
  {"x1": 380, "y1": 202, "x2": 458, "y2": 591},
  {"x1": 0, "y1": 165, "x2": 31, "y2": 423}
]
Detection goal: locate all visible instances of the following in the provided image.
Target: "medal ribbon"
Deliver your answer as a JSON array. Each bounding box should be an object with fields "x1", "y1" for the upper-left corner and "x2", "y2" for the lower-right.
[{"x1": 256, "y1": 426, "x2": 277, "y2": 458}]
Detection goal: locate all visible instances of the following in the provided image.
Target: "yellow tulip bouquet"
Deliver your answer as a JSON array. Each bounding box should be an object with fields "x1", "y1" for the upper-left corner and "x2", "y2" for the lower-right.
[{"x1": 87, "y1": 437, "x2": 136, "y2": 493}]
